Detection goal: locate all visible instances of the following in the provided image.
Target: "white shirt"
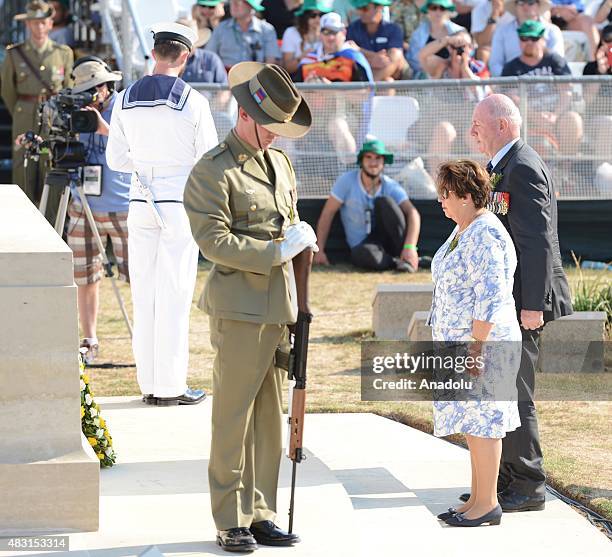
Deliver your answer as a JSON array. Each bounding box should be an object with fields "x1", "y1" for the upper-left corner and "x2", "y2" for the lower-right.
[
  {"x1": 490, "y1": 137, "x2": 520, "y2": 170},
  {"x1": 107, "y1": 75, "x2": 218, "y2": 201}
]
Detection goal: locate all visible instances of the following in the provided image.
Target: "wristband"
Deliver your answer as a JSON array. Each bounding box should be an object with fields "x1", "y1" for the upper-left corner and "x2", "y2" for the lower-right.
[{"x1": 403, "y1": 243, "x2": 417, "y2": 250}]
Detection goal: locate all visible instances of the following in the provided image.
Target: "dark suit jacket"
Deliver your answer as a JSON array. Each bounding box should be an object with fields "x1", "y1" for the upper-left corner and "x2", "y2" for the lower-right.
[{"x1": 492, "y1": 139, "x2": 573, "y2": 323}]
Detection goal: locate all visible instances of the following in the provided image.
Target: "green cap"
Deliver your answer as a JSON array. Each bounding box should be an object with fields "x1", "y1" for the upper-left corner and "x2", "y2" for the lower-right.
[
  {"x1": 517, "y1": 19, "x2": 546, "y2": 39},
  {"x1": 196, "y1": 0, "x2": 223, "y2": 5},
  {"x1": 244, "y1": 0, "x2": 265, "y2": 11},
  {"x1": 357, "y1": 138, "x2": 394, "y2": 165},
  {"x1": 353, "y1": 0, "x2": 393, "y2": 8},
  {"x1": 420, "y1": 0, "x2": 456, "y2": 13},
  {"x1": 295, "y1": 0, "x2": 334, "y2": 16}
]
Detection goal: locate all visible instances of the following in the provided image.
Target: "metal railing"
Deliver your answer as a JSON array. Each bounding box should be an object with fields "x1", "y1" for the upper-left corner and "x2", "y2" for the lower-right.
[{"x1": 193, "y1": 76, "x2": 612, "y2": 200}]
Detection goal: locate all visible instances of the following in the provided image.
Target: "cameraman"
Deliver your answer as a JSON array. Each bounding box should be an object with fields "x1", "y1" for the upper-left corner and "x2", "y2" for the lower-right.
[{"x1": 66, "y1": 57, "x2": 129, "y2": 364}]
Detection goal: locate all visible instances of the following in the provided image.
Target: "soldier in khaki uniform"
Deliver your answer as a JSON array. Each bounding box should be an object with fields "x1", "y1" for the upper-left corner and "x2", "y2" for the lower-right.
[
  {"x1": 1, "y1": 0, "x2": 73, "y2": 223},
  {"x1": 184, "y1": 62, "x2": 318, "y2": 553}
]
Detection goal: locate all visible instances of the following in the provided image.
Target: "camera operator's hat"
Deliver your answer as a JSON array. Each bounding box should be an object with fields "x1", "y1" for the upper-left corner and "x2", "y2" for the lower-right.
[
  {"x1": 229, "y1": 62, "x2": 312, "y2": 138},
  {"x1": 14, "y1": 0, "x2": 55, "y2": 20},
  {"x1": 517, "y1": 19, "x2": 546, "y2": 39},
  {"x1": 150, "y1": 21, "x2": 198, "y2": 50},
  {"x1": 72, "y1": 59, "x2": 123, "y2": 94},
  {"x1": 357, "y1": 138, "x2": 394, "y2": 165},
  {"x1": 420, "y1": 0, "x2": 456, "y2": 13},
  {"x1": 505, "y1": 0, "x2": 552, "y2": 18}
]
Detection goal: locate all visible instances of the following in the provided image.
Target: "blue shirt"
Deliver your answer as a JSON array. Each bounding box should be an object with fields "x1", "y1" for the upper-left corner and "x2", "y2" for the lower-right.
[
  {"x1": 205, "y1": 17, "x2": 281, "y2": 68},
  {"x1": 182, "y1": 48, "x2": 228, "y2": 84},
  {"x1": 72, "y1": 93, "x2": 130, "y2": 213},
  {"x1": 346, "y1": 19, "x2": 403, "y2": 53},
  {"x1": 331, "y1": 170, "x2": 408, "y2": 248}
]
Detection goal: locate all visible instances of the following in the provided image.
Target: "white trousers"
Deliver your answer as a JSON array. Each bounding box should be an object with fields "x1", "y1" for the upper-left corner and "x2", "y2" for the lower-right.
[{"x1": 127, "y1": 201, "x2": 199, "y2": 397}]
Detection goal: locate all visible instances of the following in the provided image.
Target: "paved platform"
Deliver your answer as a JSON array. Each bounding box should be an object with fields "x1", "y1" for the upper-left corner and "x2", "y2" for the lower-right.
[{"x1": 5, "y1": 396, "x2": 609, "y2": 557}]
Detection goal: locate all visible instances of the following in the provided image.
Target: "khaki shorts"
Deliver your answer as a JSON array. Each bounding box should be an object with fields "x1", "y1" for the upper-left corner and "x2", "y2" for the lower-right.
[{"x1": 67, "y1": 202, "x2": 129, "y2": 286}]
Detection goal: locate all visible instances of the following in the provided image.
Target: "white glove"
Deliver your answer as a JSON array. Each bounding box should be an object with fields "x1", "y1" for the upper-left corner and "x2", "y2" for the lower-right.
[{"x1": 273, "y1": 222, "x2": 319, "y2": 265}]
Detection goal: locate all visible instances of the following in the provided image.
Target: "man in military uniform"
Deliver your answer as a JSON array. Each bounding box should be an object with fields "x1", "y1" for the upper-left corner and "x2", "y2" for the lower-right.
[
  {"x1": 184, "y1": 63, "x2": 318, "y2": 552},
  {"x1": 0, "y1": 0, "x2": 73, "y2": 224}
]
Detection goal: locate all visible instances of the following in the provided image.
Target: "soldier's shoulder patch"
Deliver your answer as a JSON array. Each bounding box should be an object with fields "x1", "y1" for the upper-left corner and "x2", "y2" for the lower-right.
[{"x1": 203, "y1": 141, "x2": 229, "y2": 160}]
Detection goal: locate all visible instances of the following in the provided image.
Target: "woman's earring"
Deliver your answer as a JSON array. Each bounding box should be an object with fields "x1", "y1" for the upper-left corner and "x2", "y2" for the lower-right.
[{"x1": 462, "y1": 202, "x2": 467, "y2": 206}]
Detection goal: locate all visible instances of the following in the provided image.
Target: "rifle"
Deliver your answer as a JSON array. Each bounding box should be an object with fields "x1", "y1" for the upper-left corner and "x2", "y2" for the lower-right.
[{"x1": 286, "y1": 247, "x2": 313, "y2": 534}]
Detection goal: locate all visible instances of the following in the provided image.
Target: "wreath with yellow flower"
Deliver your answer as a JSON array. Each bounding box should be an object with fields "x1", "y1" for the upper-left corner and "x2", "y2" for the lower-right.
[{"x1": 80, "y1": 353, "x2": 116, "y2": 468}]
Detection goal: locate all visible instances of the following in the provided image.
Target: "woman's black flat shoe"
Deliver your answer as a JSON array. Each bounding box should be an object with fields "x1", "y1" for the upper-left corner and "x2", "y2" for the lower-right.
[
  {"x1": 437, "y1": 507, "x2": 458, "y2": 520},
  {"x1": 445, "y1": 504, "x2": 502, "y2": 527}
]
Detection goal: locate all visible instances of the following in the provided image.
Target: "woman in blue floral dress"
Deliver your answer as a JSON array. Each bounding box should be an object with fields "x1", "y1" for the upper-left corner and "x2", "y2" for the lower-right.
[{"x1": 428, "y1": 160, "x2": 522, "y2": 527}]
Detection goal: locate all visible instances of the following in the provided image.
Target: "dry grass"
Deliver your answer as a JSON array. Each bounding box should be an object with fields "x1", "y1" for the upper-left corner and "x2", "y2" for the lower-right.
[{"x1": 90, "y1": 263, "x2": 612, "y2": 520}]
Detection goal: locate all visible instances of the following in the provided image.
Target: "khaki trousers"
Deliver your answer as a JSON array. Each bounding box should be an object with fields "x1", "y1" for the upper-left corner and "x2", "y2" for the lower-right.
[{"x1": 208, "y1": 317, "x2": 286, "y2": 530}]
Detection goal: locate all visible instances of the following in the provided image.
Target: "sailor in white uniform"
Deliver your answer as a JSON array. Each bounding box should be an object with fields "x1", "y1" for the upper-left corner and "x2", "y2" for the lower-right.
[{"x1": 107, "y1": 22, "x2": 218, "y2": 406}]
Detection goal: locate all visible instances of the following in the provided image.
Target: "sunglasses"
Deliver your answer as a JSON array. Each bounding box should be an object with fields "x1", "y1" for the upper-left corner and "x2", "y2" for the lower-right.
[
  {"x1": 515, "y1": 0, "x2": 539, "y2": 5},
  {"x1": 428, "y1": 5, "x2": 449, "y2": 11},
  {"x1": 321, "y1": 28, "x2": 340, "y2": 36},
  {"x1": 519, "y1": 35, "x2": 542, "y2": 42},
  {"x1": 307, "y1": 11, "x2": 322, "y2": 18}
]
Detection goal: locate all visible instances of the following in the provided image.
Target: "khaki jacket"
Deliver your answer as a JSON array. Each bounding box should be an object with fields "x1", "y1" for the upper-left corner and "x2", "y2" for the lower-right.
[
  {"x1": 184, "y1": 130, "x2": 300, "y2": 324},
  {"x1": 1, "y1": 39, "x2": 73, "y2": 136}
]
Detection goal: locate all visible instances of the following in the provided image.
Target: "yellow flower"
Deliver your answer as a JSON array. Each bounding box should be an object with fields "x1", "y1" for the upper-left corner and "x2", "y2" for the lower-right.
[
  {"x1": 97, "y1": 453, "x2": 104, "y2": 460},
  {"x1": 88, "y1": 437, "x2": 97, "y2": 446},
  {"x1": 99, "y1": 418, "x2": 106, "y2": 428},
  {"x1": 80, "y1": 406, "x2": 85, "y2": 418},
  {"x1": 82, "y1": 374, "x2": 90, "y2": 384}
]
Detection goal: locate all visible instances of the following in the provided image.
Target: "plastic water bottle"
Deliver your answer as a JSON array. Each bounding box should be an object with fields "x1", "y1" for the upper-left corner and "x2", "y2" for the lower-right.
[{"x1": 581, "y1": 260, "x2": 611, "y2": 271}]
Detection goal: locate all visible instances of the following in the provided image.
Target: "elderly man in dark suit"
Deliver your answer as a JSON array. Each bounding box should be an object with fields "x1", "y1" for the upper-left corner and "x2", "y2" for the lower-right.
[{"x1": 467, "y1": 93, "x2": 573, "y2": 512}]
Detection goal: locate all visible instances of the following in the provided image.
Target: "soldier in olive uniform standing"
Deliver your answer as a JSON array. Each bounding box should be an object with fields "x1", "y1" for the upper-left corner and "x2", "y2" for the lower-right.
[
  {"x1": 184, "y1": 62, "x2": 318, "y2": 553},
  {"x1": 1, "y1": 0, "x2": 73, "y2": 224}
]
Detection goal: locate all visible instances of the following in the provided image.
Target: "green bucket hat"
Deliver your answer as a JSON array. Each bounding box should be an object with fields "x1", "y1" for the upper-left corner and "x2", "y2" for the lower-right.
[
  {"x1": 196, "y1": 0, "x2": 223, "y2": 5},
  {"x1": 420, "y1": 0, "x2": 456, "y2": 14},
  {"x1": 295, "y1": 0, "x2": 333, "y2": 16},
  {"x1": 357, "y1": 138, "x2": 394, "y2": 165},
  {"x1": 517, "y1": 19, "x2": 546, "y2": 39},
  {"x1": 353, "y1": 0, "x2": 393, "y2": 8},
  {"x1": 244, "y1": 0, "x2": 265, "y2": 11}
]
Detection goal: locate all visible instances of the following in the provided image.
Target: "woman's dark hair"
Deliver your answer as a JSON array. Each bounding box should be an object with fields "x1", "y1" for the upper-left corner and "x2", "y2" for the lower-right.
[
  {"x1": 436, "y1": 159, "x2": 491, "y2": 209},
  {"x1": 296, "y1": 11, "x2": 314, "y2": 38}
]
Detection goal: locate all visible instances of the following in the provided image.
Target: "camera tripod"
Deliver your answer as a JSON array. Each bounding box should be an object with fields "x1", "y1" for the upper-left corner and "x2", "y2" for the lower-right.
[{"x1": 39, "y1": 168, "x2": 133, "y2": 338}]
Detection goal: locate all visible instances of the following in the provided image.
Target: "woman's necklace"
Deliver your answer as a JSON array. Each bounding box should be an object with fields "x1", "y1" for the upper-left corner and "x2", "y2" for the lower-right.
[{"x1": 446, "y1": 210, "x2": 485, "y2": 254}]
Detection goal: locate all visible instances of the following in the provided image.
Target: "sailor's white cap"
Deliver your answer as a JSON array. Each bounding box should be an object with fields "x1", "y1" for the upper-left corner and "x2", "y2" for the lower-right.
[{"x1": 150, "y1": 21, "x2": 198, "y2": 50}]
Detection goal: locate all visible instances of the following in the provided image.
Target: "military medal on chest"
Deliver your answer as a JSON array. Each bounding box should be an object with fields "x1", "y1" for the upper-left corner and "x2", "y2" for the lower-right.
[{"x1": 486, "y1": 173, "x2": 510, "y2": 215}]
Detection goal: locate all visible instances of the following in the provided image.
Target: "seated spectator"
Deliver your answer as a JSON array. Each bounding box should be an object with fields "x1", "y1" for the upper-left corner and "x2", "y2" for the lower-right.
[
  {"x1": 502, "y1": 20, "x2": 583, "y2": 157},
  {"x1": 347, "y1": 0, "x2": 411, "y2": 80},
  {"x1": 281, "y1": 0, "x2": 332, "y2": 75},
  {"x1": 583, "y1": 24, "x2": 612, "y2": 187},
  {"x1": 49, "y1": 0, "x2": 75, "y2": 47},
  {"x1": 418, "y1": 29, "x2": 488, "y2": 172},
  {"x1": 177, "y1": 18, "x2": 228, "y2": 84},
  {"x1": 296, "y1": 11, "x2": 374, "y2": 81},
  {"x1": 68, "y1": 57, "x2": 130, "y2": 364},
  {"x1": 391, "y1": 0, "x2": 425, "y2": 50},
  {"x1": 192, "y1": 0, "x2": 225, "y2": 46},
  {"x1": 314, "y1": 138, "x2": 422, "y2": 272},
  {"x1": 407, "y1": 0, "x2": 466, "y2": 76},
  {"x1": 595, "y1": 0, "x2": 612, "y2": 26},
  {"x1": 205, "y1": 0, "x2": 281, "y2": 69},
  {"x1": 490, "y1": 0, "x2": 564, "y2": 75},
  {"x1": 470, "y1": 0, "x2": 511, "y2": 62},
  {"x1": 550, "y1": 0, "x2": 599, "y2": 58}
]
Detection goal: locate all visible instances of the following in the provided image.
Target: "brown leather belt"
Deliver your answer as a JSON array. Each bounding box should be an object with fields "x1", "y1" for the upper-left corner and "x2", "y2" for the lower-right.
[{"x1": 17, "y1": 94, "x2": 48, "y2": 102}]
